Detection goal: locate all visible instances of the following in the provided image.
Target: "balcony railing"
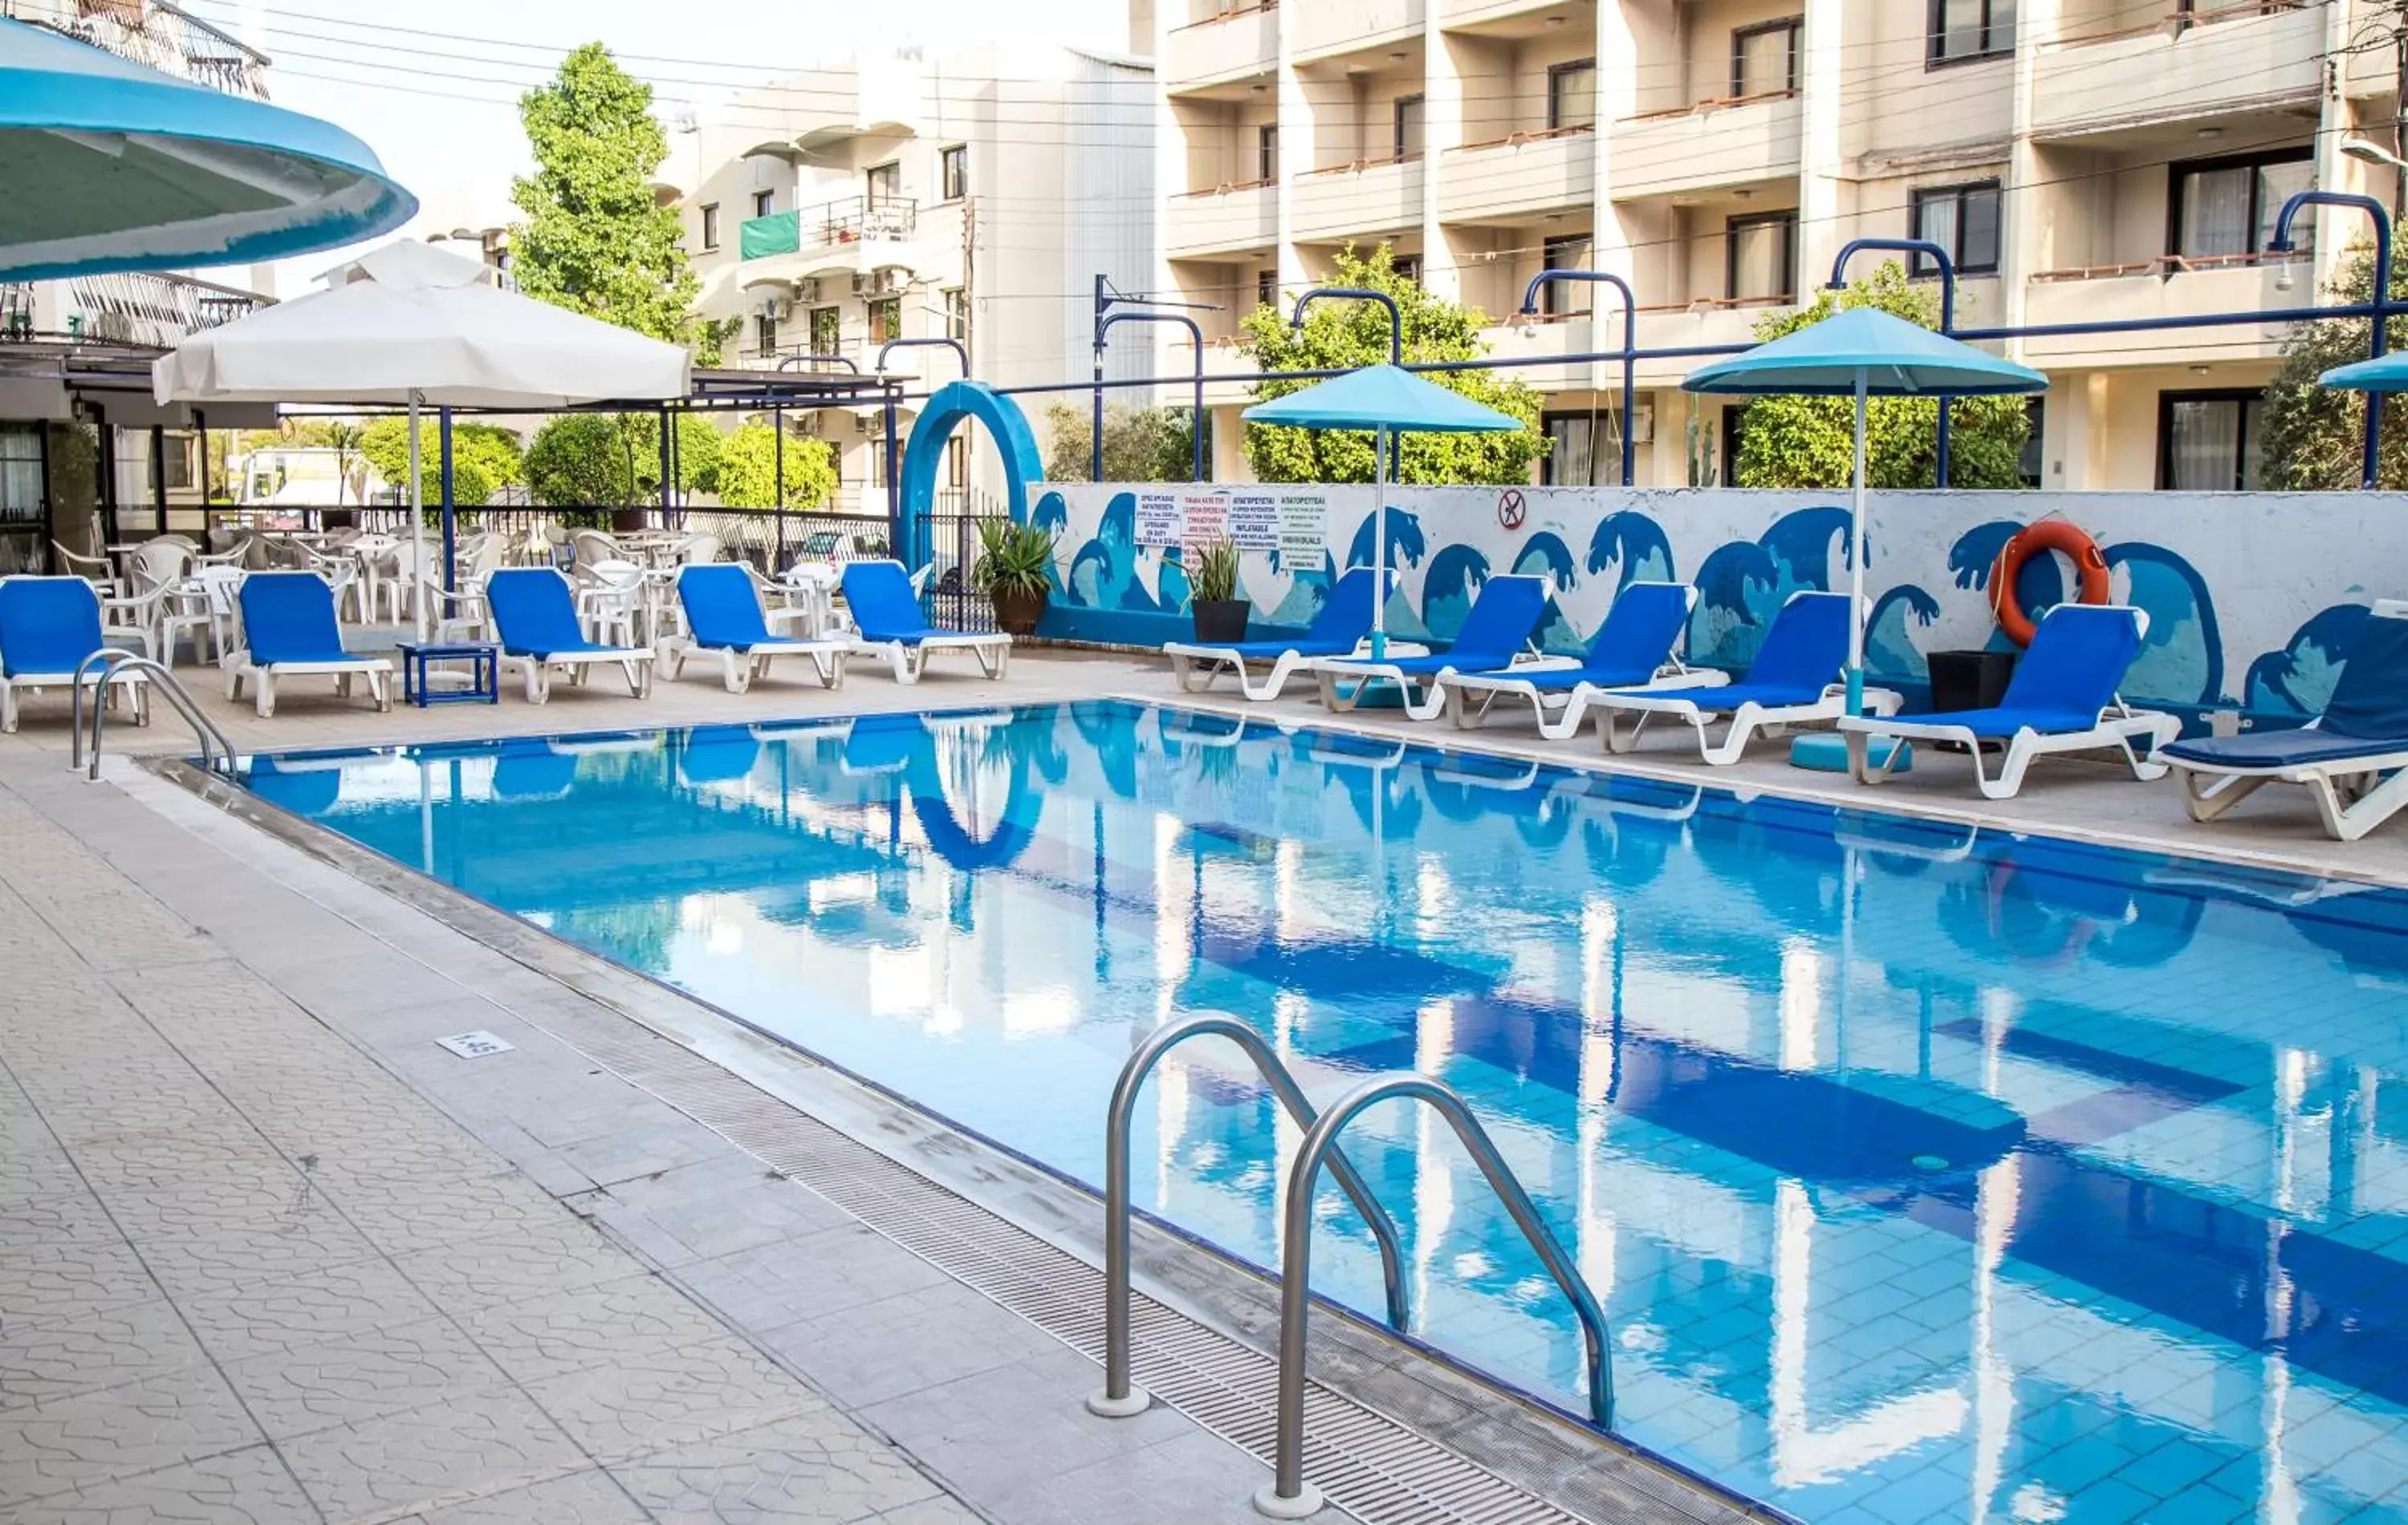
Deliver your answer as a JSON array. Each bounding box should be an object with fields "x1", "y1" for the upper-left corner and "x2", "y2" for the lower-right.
[
  {"x1": 2, "y1": 0, "x2": 270, "y2": 99},
  {"x1": 59, "y1": 270, "x2": 269, "y2": 349},
  {"x1": 741, "y1": 197, "x2": 919, "y2": 260}
]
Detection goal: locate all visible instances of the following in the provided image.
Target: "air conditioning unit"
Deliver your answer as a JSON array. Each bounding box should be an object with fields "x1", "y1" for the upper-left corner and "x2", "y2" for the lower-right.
[
  {"x1": 866, "y1": 267, "x2": 909, "y2": 297},
  {"x1": 850, "y1": 273, "x2": 869, "y2": 295},
  {"x1": 1629, "y1": 401, "x2": 1655, "y2": 445},
  {"x1": 854, "y1": 414, "x2": 881, "y2": 436},
  {"x1": 798, "y1": 278, "x2": 821, "y2": 304},
  {"x1": 795, "y1": 413, "x2": 824, "y2": 437}
]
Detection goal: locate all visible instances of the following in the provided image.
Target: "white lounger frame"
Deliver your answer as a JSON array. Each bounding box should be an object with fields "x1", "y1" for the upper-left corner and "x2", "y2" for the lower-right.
[
  {"x1": 856, "y1": 632, "x2": 1010, "y2": 685},
  {"x1": 1592, "y1": 683, "x2": 1902, "y2": 766},
  {"x1": 1839, "y1": 607, "x2": 2176, "y2": 800},
  {"x1": 1313, "y1": 652, "x2": 1569, "y2": 722},
  {"x1": 503, "y1": 647, "x2": 654, "y2": 704},
  {"x1": 1165, "y1": 638, "x2": 1423, "y2": 702},
  {"x1": 664, "y1": 636, "x2": 849, "y2": 694},
  {"x1": 225, "y1": 652, "x2": 393, "y2": 718},
  {"x1": 1442, "y1": 665, "x2": 1717, "y2": 739},
  {"x1": 0, "y1": 666, "x2": 148, "y2": 734},
  {"x1": 2168, "y1": 729, "x2": 2408, "y2": 842}
]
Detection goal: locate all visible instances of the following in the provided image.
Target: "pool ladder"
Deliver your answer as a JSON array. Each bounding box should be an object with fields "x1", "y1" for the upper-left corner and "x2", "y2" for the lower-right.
[
  {"x1": 71, "y1": 649, "x2": 238, "y2": 783},
  {"x1": 1091, "y1": 1011, "x2": 1613, "y2": 1520}
]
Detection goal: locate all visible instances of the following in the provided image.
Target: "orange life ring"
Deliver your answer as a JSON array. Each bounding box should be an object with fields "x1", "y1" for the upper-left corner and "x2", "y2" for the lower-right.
[{"x1": 1987, "y1": 520, "x2": 2110, "y2": 648}]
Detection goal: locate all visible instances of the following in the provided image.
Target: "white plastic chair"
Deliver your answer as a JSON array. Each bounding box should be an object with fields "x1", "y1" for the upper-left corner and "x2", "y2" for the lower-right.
[{"x1": 159, "y1": 566, "x2": 246, "y2": 669}]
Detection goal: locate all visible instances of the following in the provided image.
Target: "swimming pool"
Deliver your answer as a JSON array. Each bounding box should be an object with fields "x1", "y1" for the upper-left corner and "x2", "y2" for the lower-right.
[{"x1": 239, "y1": 700, "x2": 2408, "y2": 1524}]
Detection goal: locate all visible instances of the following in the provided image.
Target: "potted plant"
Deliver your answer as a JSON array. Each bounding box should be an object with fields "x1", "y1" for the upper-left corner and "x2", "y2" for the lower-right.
[
  {"x1": 1189, "y1": 535, "x2": 1247, "y2": 645},
  {"x1": 971, "y1": 517, "x2": 1056, "y2": 636}
]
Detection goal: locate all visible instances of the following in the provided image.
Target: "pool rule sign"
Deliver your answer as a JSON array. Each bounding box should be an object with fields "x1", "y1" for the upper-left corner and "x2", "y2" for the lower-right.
[
  {"x1": 1182, "y1": 491, "x2": 1229, "y2": 551},
  {"x1": 1226, "y1": 491, "x2": 1278, "y2": 551},
  {"x1": 1277, "y1": 492, "x2": 1326, "y2": 563},
  {"x1": 1135, "y1": 491, "x2": 1182, "y2": 547}
]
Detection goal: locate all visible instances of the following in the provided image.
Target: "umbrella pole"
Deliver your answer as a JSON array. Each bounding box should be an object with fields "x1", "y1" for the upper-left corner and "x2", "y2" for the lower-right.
[
  {"x1": 408, "y1": 388, "x2": 427, "y2": 644},
  {"x1": 1370, "y1": 425, "x2": 1389, "y2": 662},
  {"x1": 1845, "y1": 375, "x2": 1869, "y2": 782}
]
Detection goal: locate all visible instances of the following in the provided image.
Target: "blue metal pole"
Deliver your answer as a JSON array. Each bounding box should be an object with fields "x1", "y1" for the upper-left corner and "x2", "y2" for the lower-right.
[
  {"x1": 873, "y1": 339, "x2": 971, "y2": 568},
  {"x1": 2268, "y1": 192, "x2": 2392, "y2": 489},
  {"x1": 1517, "y1": 269, "x2": 1638, "y2": 486},
  {"x1": 1092, "y1": 274, "x2": 1108, "y2": 482},
  {"x1": 1098, "y1": 311, "x2": 1208, "y2": 482},
  {"x1": 1826, "y1": 238, "x2": 1958, "y2": 486}
]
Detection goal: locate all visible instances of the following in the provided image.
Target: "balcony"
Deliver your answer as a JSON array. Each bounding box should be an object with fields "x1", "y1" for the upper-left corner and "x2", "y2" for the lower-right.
[
  {"x1": 1163, "y1": 2, "x2": 1279, "y2": 91},
  {"x1": 2, "y1": 0, "x2": 268, "y2": 98},
  {"x1": 1439, "y1": 128, "x2": 1593, "y2": 223},
  {"x1": 1165, "y1": 181, "x2": 1279, "y2": 258},
  {"x1": 2030, "y1": 3, "x2": 2322, "y2": 142},
  {"x1": 52, "y1": 270, "x2": 269, "y2": 349},
  {"x1": 738, "y1": 197, "x2": 925, "y2": 290},
  {"x1": 1292, "y1": 0, "x2": 1422, "y2": 60},
  {"x1": 1438, "y1": 0, "x2": 1566, "y2": 30},
  {"x1": 1291, "y1": 157, "x2": 1424, "y2": 242},
  {"x1": 2020, "y1": 257, "x2": 2300, "y2": 367},
  {"x1": 1633, "y1": 300, "x2": 1789, "y2": 385},
  {"x1": 1609, "y1": 94, "x2": 1801, "y2": 202}
]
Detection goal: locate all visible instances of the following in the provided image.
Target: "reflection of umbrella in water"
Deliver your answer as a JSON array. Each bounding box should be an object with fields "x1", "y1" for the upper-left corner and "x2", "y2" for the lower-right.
[{"x1": 1, "y1": 18, "x2": 413, "y2": 281}]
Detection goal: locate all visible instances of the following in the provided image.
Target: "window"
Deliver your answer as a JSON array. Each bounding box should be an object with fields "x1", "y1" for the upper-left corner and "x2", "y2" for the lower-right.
[
  {"x1": 751, "y1": 189, "x2": 775, "y2": 219},
  {"x1": 869, "y1": 436, "x2": 890, "y2": 490},
  {"x1": 2019, "y1": 398, "x2": 2044, "y2": 488},
  {"x1": 866, "y1": 162, "x2": 901, "y2": 209},
  {"x1": 1542, "y1": 410, "x2": 1620, "y2": 486},
  {"x1": 868, "y1": 296, "x2": 902, "y2": 344},
  {"x1": 1731, "y1": 18, "x2": 1800, "y2": 98},
  {"x1": 1548, "y1": 59, "x2": 1597, "y2": 131},
  {"x1": 2170, "y1": 148, "x2": 2314, "y2": 261},
  {"x1": 940, "y1": 144, "x2": 969, "y2": 201},
  {"x1": 1727, "y1": 212, "x2": 1796, "y2": 301},
  {"x1": 810, "y1": 305, "x2": 841, "y2": 354},
  {"x1": 1393, "y1": 95, "x2": 1425, "y2": 161},
  {"x1": 945, "y1": 433, "x2": 969, "y2": 489},
  {"x1": 1910, "y1": 180, "x2": 2002, "y2": 275},
  {"x1": 1929, "y1": 0, "x2": 2015, "y2": 66},
  {"x1": 1392, "y1": 253, "x2": 1422, "y2": 287},
  {"x1": 1256, "y1": 268, "x2": 1278, "y2": 310},
  {"x1": 1722, "y1": 405, "x2": 1751, "y2": 486},
  {"x1": 944, "y1": 287, "x2": 968, "y2": 344},
  {"x1": 755, "y1": 311, "x2": 778, "y2": 356},
  {"x1": 0, "y1": 425, "x2": 44, "y2": 527},
  {"x1": 1540, "y1": 234, "x2": 1595, "y2": 315},
  {"x1": 699, "y1": 203, "x2": 721, "y2": 251},
  {"x1": 1258, "y1": 124, "x2": 1279, "y2": 183},
  {"x1": 2158, "y1": 390, "x2": 2264, "y2": 490}
]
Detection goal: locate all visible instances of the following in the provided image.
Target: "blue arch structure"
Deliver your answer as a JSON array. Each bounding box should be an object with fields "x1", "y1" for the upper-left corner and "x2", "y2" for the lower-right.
[{"x1": 897, "y1": 381, "x2": 1046, "y2": 571}]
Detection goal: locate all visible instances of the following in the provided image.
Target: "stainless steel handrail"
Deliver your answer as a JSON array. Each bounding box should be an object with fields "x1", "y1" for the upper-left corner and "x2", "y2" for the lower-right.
[
  {"x1": 72, "y1": 651, "x2": 236, "y2": 781},
  {"x1": 1253, "y1": 1073, "x2": 1613, "y2": 1520},
  {"x1": 1088, "y1": 1013, "x2": 1410, "y2": 1420}
]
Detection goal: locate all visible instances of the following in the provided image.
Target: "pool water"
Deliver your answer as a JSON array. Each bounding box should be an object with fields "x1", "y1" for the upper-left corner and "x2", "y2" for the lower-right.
[{"x1": 241, "y1": 701, "x2": 2408, "y2": 1524}]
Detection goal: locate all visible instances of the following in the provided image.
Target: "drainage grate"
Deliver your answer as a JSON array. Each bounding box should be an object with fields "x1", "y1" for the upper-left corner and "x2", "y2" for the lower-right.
[{"x1": 510, "y1": 993, "x2": 1734, "y2": 1525}]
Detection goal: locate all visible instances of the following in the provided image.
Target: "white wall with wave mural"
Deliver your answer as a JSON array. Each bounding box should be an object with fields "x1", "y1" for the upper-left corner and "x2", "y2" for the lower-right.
[{"x1": 1028, "y1": 483, "x2": 2408, "y2": 725}]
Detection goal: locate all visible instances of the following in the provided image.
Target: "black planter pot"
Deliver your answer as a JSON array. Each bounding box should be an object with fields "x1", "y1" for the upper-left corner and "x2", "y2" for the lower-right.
[{"x1": 1192, "y1": 599, "x2": 1250, "y2": 645}]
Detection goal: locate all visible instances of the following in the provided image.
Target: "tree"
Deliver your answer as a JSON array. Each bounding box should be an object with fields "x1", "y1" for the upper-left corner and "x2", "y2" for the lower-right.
[
  {"x1": 523, "y1": 413, "x2": 720, "y2": 506},
  {"x1": 1728, "y1": 262, "x2": 2031, "y2": 490},
  {"x1": 510, "y1": 45, "x2": 710, "y2": 355},
  {"x1": 2259, "y1": 245, "x2": 2408, "y2": 490},
  {"x1": 1239, "y1": 245, "x2": 1544, "y2": 485},
  {"x1": 359, "y1": 418, "x2": 523, "y2": 506},
  {"x1": 1042, "y1": 404, "x2": 1202, "y2": 482},
  {"x1": 323, "y1": 421, "x2": 364, "y2": 505},
  {"x1": 714, "y1": 421, "x2": 838, "y2": 508}
]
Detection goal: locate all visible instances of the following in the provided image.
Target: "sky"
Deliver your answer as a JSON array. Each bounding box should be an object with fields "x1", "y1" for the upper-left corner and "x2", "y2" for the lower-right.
[{"x1": 190, "y1": 0, "x2": 1127, "y2": 294}]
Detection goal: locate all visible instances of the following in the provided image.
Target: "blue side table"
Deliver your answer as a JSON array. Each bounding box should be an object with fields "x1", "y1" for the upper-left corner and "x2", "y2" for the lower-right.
[{"x1": 397, "y1": 642, "x2": 500, "y2": 707}]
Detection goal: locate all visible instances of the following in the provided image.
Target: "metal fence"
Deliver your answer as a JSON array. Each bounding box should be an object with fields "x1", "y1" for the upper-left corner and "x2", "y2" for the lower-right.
[{"x1": 916, "y1": 511, "x2": 1001, "y2": 633}]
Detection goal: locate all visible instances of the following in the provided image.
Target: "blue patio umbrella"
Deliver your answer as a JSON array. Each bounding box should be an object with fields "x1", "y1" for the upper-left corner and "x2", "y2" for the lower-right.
[
  {"x1": 2317, "y1": 352, "x2": 2408, "y2": 390},
  {"x1": 1243, "y1": 364, "x2": 1523, "y2": 655},
  {"x1": 1682, "y1": 307, "x2": 2048, "y2": 715},
  {"x1": 0, "y1": 17, "x2": 414, "y2": 282}
]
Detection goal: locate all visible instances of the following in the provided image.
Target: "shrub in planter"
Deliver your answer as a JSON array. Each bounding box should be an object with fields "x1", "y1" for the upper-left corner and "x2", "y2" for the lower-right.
[
  {"x1": 971, "y1": 518, "x2": 1056, "y2": 635},
  {"x1": 1189, "y1": 535, "x2": 1247, "y2": 644}
]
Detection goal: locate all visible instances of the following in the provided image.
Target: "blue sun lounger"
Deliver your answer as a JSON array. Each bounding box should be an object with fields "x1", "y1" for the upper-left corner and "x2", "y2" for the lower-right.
[
  {"x1": 1586, "y1": 590, "x2": 1893, "y2": 765},
  {"x1": 1841, "y1": 604, "x2": 2178, "y2": 799},
  {"x1": 839, "y1": 559, "x2": 1011, "y2": 684},
  {"x1": 1161, "y1": 567, "x2": 1390, "y2": 702},
  {"x1": 1312, "y1": 574, "x2": 1554, "y2": 721},
  {"x1": 0, "y1": 575, "x2": 148, "y2": 734},
  {"x1": 486, "y1": 567, "x2": 653, "y2": 703},
  {"x1": 1437, "y1": 581, "x2": 1702, "y2": 738},
  {"x1": 2163, "y1": 600, "x2": 2408, "y2": 840},
  {"x1": 225, "y1": 571, "x2": 393, "y2": 718},
  {"x1": 667, "y1": 563, "x2": 848, "y2": 693}
]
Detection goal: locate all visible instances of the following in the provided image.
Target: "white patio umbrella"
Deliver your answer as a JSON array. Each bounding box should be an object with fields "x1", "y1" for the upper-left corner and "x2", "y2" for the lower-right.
[{"x1": 153, "y1": 238, "x2": 690, "y2": 638}]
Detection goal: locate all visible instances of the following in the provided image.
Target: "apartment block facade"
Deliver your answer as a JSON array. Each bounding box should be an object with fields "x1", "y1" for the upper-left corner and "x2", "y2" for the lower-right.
[
  {"x1": 670, "y1": 42, "x2": 1155, "y2": 513},
  {"x1": 0, "y1": 0, "x2": 278, "y2": 568},
  {"x1": 1153, "y1": 0, "x2": 2394, "y2": 491}
]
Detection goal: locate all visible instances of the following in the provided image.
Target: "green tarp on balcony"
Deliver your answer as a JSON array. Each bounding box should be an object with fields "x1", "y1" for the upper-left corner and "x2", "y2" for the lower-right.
[{"x1": 740, "y1": 210, "x2": 800, "y2": 260}]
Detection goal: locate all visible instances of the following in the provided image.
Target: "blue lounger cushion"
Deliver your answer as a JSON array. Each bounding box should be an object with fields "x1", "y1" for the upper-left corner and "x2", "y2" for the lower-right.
[
  {"x1": 840, "y1": 561, "x2": 954, "y2": 645},
  {"x1": 2164, "y1": 729, "x2": 2408, "y2": 770},
  {"x1": 487, "y1": 569, "x2": 628, "y2": 659},
  {"x1": 2164, "y1": 613, "x2": 2408, "y2": 771},
  {"x1": 1887, "y1": 606, "x2": 2146, "y2": 736},
  {"x1": 237, "y1": 572, "x2": 356, "y2": 665},
  {"x1": 679, "y1": 563, "x2": 786, "y2": 650},
  {"x1": 1329, "y1": 575, "x2": 1550, "y2": 677},
  {"x1": 0, "y1": 577, "x2": 107, "y2": 675}
]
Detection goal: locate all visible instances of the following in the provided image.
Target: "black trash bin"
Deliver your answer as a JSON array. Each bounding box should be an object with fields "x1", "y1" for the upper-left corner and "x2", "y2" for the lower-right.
[{"x1": 1925, "y1": 649, "x2": 2018, "y2": 750}]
